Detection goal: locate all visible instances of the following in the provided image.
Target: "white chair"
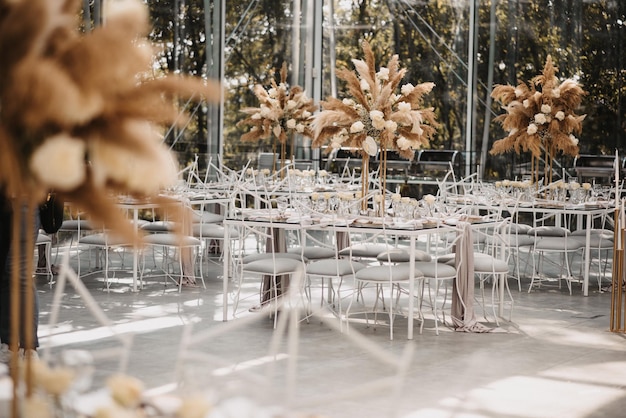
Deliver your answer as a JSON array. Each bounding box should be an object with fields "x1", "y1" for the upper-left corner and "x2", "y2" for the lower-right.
[
  {"x1": 286, "y1": 224, "x2": 337, "y2": 263},
  {"x1": 139, "y1": 203, "x2": 205, "y2": 292},
  {"x1": 142, "y1": 231, "x2": 204, "y2": 291},
  {"x1": 503, "y1": 222, "x2": 535, "y2": 291},
  {"x1": 231, "y1": 222, "x2": 305, "y2": 328},
  {"x1": 296, "y1": 207, "x2": 367, "y2": 330},
  {"x1": 35, "y1": 232, "x2": 53, "y2": 285},
  {"x1": 229, "y1": 177, "x2": 306, "y2": 327},
  {"x1": 78, "y1": 230, "x2": 131, "y2": 291},
  {"x1": 417, "y1": 228, "x2": 460, "y2": 335},
  {"x1": 345, "y1": 222, "x2": 425, "y2": 340},
  {"x1": 527, "y1": 225, "x2": 584, "y2": 294},
  {"x1": 336, "y1": 192, "x2": 390, "y2": 262},
  {"x1": 571, "y1": 229, "x2": 614, "y2": 292},
  {"x1": 571, "y1": 228, "x2": 614, "y2": 291},
  {"x1": 57, "y1": 209, "x2": 93, "y2": 263}
]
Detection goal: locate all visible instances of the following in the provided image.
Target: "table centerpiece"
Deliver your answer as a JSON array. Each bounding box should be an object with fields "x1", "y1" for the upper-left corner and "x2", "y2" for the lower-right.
[
  {"x1": 238, "y1": 62, "x2": 317, "y2": 179},
  {"x1": 489, "y1": 55, "x2": 586, "y2": 195},
  {"x1": 0, "y1": 0, "x2": 220, "y2": 416},
  {"x1": 311, "y1": 39, "x2": 438, "y2": 212}
]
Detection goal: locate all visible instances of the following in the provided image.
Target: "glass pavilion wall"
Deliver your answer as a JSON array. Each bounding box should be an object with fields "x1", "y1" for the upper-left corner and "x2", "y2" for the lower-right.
[{"x1": 132, "y1": 0, "x2": 625, "y2": 184}]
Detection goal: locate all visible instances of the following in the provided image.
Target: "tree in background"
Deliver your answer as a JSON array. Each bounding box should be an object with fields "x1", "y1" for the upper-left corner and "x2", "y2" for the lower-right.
[{"x1": 143, "y1": 0, "x2": 625, "y2": 178}]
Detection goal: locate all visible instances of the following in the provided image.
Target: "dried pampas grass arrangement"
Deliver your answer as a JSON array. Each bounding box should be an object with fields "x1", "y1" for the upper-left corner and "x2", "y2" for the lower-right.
[
  {"x1": 311, "y1": 39, "x2": 438, "y2": 161},
  {"x1": 238, "y1": 62, "x2": 316, "y2": 145},
  {"x1": 311, "y1": 39, "x2": 437, "y2": 203},
  {"x1": 0, "y1": 1, "x2": 221, "y2": 413},
  {"x1": 237, "y1": 62, "x2": 316, "y2": 175},
  {"x1": 0, "y1": 0, "x2": 221, "y2": 239},
  {"x1": 490, "y1": 55, "x2": 586, "y2": 184}
]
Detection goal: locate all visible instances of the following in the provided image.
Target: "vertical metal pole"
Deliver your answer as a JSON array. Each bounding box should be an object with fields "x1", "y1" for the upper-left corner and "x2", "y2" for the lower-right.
[
  {"x1": 204, "y1": 0, "x2": 224, "y2": 177},
  {"x1": 292, "y1": 1, "x2": 301, "y2": 84},
  {"x1": 464, "y1": 0, "x2": 477, "y2": 177},
  {"x1": 174, "y1": 0, "x2": 180, "y2": 73},
  {"x1": 479, "y1": 0, "x2": 497, "y2": 181},
  {"x1": 328, "y1": 0, "x2": 337, "y2": 98},
  {"x1": 309, "y1": 0, "x2": 323, "y2": 170},
  {"x1": 291, "y1": 0, "x2": 302, "y2": 161},
  {"x1": 218, "y1": 0, "x2": 225, "y2": 161}
]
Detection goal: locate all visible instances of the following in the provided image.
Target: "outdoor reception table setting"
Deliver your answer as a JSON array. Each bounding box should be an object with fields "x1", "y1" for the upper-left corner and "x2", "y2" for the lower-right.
[
  {"x1": 220, "y1": 183, "x2": 507, "y2": 339},
  {"x1": 442, "y1": 178, "x2": 616, "y2": 296}
]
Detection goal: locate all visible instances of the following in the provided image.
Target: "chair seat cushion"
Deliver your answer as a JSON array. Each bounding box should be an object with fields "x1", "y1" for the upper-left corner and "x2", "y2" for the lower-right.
[
  {"x1": 571, "y1": 234, "x2": 614, "y2": 248},
  {"x1": 376, "y1": 249, "x2": 432, "y2": 263},
  {"x1": 143, "y1": 233, "x2": 201, "y2": 247},
  {"x1": 36, "y1": 233, "x2": 52, "y2": 244},
  {"x1": 505, "y1": 234, "x2": 535, "y2": 247},
  {"x1": 288, "y1": 246, "x2": 336, "y2": 260},
  {"x1": 192, "y1": 224, "x2": 239, "y2": 239},
  {"x1": 413, "y1": 261, "x2": 457, "y2": 279},
  {"x1": 244, "y1": 258, "x2": 303, "y2": 275},
  {"x1": 528, "y1": 226, "x2": 569, "y2": 237},
  {"x1": 571, "y1": 228, "x2": 613, "y2": 237},
  {"x1": 242, "y1": 252, "x2": 304, "y2": 264},
  {"x1": 193, "y1": 211, "x2": 224, "y2": 224},
  {"x1": 436, "y1": 252, "x2": 492, "y2": 264},
  {"x1": 534, "y1": 237, "x2": 583, "y2": 251},
  {"x1": 141, "y1": 221, "x2": 177, "y2": 232},
  {"x1": 446, "y1": 255, "x2": 509, "y2": 273},
  {"x1": 355, "y1": 263, "x2": 424, "y2": 282},
  {"x1": 338, "y1": 244, "x2": 388, "y2": 258},
  {"x1": 60, "y1": 219, "x2": 92, "y2": 231},
  {"x1": 79, "y1": 233, "x2": 129, "y2": 247},
  {"x1": 130, "y1": 219, "x2": 151, "y2": 228},
  {"x1": 509, "y1": 223, "x2": 532, "y2": 234},
  {"x1": 307, "y1": 259, "x2": 367, "y2": 277}
]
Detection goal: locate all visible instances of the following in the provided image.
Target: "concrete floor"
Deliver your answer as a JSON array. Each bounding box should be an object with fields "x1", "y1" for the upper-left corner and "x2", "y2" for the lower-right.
[{"x1": 33, "y1": 240, "x2": 626, "y2": 418}]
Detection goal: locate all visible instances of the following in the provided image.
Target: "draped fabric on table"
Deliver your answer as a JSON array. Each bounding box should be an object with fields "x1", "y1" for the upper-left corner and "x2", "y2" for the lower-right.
[
  {"x1": 336, "y1": 231, "x2": 350, "y2": 251},
  {"x1": 451, "y1": 222, "x2": 492, "y2": 333}
]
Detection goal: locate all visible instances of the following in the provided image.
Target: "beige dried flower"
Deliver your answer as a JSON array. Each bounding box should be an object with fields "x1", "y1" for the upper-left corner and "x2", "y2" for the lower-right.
[
  {"x1": 106, "y1": 373, "x2": 144, "y2": 408},
  {"x1": 22, "y1": 395, "x2": 53, "y2": 418},
  {"x1": 311, "y1": 39, "x2": 438, "y2": 161},
  {"x1": 490, "y1": 55, "x2": 586, "y2": 159},
  {"x1": 94, "y1": 404, "x2": 140, "y2": 418},
  {"x1": 176, "y1": 394, "x2": 213, "y2": 418},
  {"x1": 238, "y1": 62, "x2": 317, "y2": 145},
  {"x1": 30, "y1": 359, "x2": 76, "y2": 397},
  {"x1": 0, "y1": 0, "x2": 221, "y2": 242},
  {"x1": 29, "y1": 134, "x2": 87, "y2": 191}
]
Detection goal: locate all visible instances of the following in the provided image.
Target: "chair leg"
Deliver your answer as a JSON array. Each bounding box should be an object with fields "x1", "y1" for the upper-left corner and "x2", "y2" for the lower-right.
[{"x1": 103, "y1": 247, "x2": 111, "y2": 292}]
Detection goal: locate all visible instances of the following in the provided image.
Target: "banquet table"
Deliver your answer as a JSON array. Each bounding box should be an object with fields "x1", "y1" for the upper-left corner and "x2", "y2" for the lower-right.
[
  {"x1": 517, "y1": 203, "x2": 612, "y2": 296},
  {"x1": 221, "y1": 210, "x2": 501, "y2": 338},
  {"x1": 447, "y1": 196, "x2": 613, "y2": 296}
]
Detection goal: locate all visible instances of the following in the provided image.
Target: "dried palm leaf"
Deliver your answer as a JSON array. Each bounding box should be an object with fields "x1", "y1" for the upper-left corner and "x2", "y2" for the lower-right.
[{"x1": 0, "y1": 0, "x2": 222, "y2": 243}]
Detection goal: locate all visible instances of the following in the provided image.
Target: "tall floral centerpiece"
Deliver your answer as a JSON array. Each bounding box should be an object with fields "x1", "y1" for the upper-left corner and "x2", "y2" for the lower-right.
[
  {"x1": 311, "y1": 40, "x2": 438, "y2": 211},
  {"x1": 238, "y1": 63, "x2": 317, "y2": 178},
  {"x1": 0, "y1": 0, "x2": 220, "y2": 415},
  {"x1": 490, "y1": 55, "x2": 586, "y2": 190}
]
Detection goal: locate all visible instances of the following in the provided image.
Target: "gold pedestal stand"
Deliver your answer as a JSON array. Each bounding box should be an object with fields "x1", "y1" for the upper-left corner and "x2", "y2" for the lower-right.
[{"x1": 610, "y1": 203, "x2": 626, "y2": 332}]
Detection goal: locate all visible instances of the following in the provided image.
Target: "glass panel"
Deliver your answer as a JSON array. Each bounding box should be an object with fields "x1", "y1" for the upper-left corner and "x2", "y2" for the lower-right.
[{"x1": 145, "y1": 0, "x2": 625, "y2": 183}]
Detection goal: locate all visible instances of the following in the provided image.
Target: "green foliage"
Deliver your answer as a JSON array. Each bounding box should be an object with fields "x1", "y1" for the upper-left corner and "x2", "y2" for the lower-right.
[{"x1": 145, "y1": 0, "x2": 626, "y2": 178}]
